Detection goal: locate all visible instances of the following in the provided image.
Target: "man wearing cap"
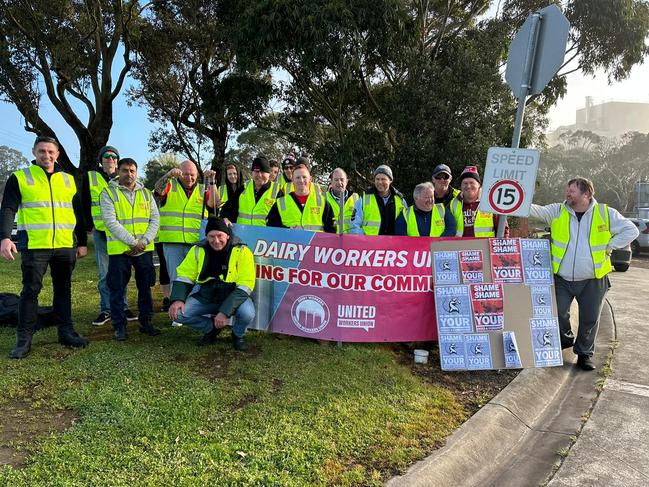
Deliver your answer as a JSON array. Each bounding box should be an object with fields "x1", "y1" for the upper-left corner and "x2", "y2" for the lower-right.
[
  {"x1": 279, "y1": 155, "x2": 296, "y2": 192},
  {"x1": 155, "y1": 160, "x2": 217, "y2": 288},
  {"x1": 350, "y1": 164, "x2": 408, "y2": 236},
  {"x1": 168, "y1": 217, "x2": 256, "y2": 351},
  {"x1": 82, "y1": 145, "x2": 136, "y2": 326},
  {"x1": 452, "y1": 165, "x2": 507, "y2": 237},
  {"x1": 431, "y1": 164, "x2": 460, "y2": 205},
  {"x1": 326, "y1": 168, "x2": 359, "y2": 233},
  {"x1": 220, "y1": 156, "x2": 281, "y2": 226},
  {"x1": 101, "y1": 158, "x2": 161, "y2": 341},
  {"x1": 395, "y1": 182, "x2": 456, "y2": 237},
  {"x1": 267, "y1": 161, "x2": 336, "y2": 232},
  {"x1": 0, "y1": 135, "x2": 89, "y2": 359},
  {"x1": 529, "y1": 177, "x2": 638, "y2": 371}
]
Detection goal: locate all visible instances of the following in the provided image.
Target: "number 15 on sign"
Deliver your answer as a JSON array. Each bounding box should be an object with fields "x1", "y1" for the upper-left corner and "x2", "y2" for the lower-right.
[{"x1": 479, "y1": 147, "x2": 540, "y2": 217}]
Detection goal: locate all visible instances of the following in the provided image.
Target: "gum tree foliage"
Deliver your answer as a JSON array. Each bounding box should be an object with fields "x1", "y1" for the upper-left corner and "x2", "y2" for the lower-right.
[
  {"x1": 0, "y1": 0, "x2": 140, "y2": 174},
  {"x1": 0, "y1": 145, "x2": 29, "y2": 199},
  {"x1": 129, "y1": 0, "x2": 273, "y2": 181},
  {"x1": 141, "y1": 151, "x2": 180, "y2": 190},
  {"x1": 225, "y1": 125, "x2": 294, "y2": 170},
  {"x1": 536, "y1": 130, "x2": 649, "y2": 212},
  {"x1": 233, "y1": 0, "x2": 649, "y2": 196}
]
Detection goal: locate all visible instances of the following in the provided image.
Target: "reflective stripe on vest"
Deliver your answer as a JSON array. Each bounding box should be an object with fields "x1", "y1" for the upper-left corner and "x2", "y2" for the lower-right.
[
  {"x1": 175, "y1": 244, "x2": 256, "y2": 294},
  {"x1": 450, "y1": 197, "x2": 463, "y2": 236},
  {"x1": 277, "y1": 188, "x2": 325, "y2": 232},
  {"x1": 326, "y1": 191, "x2": 358, "y2": 233},
  {"x1": 404, "y1": 204, "x2": 445, "y2": 237},
  {"x1": 361, "y1": 192, "x2": 406, "y2": 236},
  {"x1": 550, "y1": 203, "x2": 612, "y2": 278},
  {"x1": 158, "y1": 179, "x2": 205, "y2": 244},
  {"x1": 237, "y1": 180, "x2": 280, "y2": 226},
  {"x1": 88, "y1": 170, "x2": 110, "y2": 231},
  {"x1": 474, "y1": 211, "x2": 495, "y2": 237},
  {"x1": 15, "y1": 165, "x2": 76, "y2": 249},
  {"x1": 104, "y1": 186, "x2": 155, "y2": 255},
  {"x1": 218, "y1": 184, "x2": 228, "y2": 208}
]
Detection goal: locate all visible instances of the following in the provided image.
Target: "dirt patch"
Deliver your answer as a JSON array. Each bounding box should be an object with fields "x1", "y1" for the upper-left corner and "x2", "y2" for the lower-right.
[
  {"x1": 631, "y1": 255, "x2": 649, "y2": 270},
  {"x1": 0, "y1": 399, "x2": 78, "y2": 468},
  {"x1": 231, "y1": 393, "x2": 258, "y2": 412},
  {"x1": 194, "y1": 348, "x2": 233, "y2": 380},
  {"x1": 394, "y1": 345, "x2": 519, "y2": 416}
]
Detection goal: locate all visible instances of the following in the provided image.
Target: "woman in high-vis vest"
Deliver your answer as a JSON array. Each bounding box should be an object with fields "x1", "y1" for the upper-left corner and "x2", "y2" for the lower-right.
[
  {"x1": 529, "y1": 177, "x2": 638, "y2": 371},
  {"x1": 266, "y1": 162, "x2": 336, "y2": 232},
  {"x1": 0, "y1": 136, "x2": 89, "y2": 359}
]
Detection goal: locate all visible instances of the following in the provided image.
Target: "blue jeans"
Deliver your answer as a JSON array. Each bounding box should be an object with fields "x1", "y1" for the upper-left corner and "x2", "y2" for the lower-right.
[
  {"x1": 93, "y1": 229, "x2": 128, "y2": 314},
  {"x1": 177, "y1": 296, "x2": 255, "y2": 338},
  {"x1": 163, "y1": 243, "x2": 193, "y2": 286},
  {"x1": 107, "y1": 252, "x2": 155, "y2": 329}
]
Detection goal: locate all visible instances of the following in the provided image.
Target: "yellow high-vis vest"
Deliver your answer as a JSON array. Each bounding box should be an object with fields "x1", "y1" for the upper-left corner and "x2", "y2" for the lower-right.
[
  {"x1": 103, "y1": 185, "x2": 155, "y2": 255},
  {"x1": 404, "y1": 204, "x2": 446, "y2": 237},
  {"x1": 217, "y1": 184, "x2": 228, "y2": 209},
  {"x1": 360, "y1": 192, "x2": 406, "y2": 235},
  {"x1": 326, "y1": 191, "x2": 359, "y2": 233},
  {"x1": 238, "y1": 180, "x2": 280, "y2": 226},
  {"x1": 15, "y1": 165, "x2": 76, "y2": 249},
  {"x1": 158, "y1": 179, "x2": 205, "y2": 244},
  {"x1": 451, "y1": 198, "x2": 495, "y2": 237},
  {"x1": 88, "y1": 170, "x2": 110, "y2": 231},
  {"x1": 550, "y1": 204, "x2": 612, "y2": 278},
  {"x1": 277, "y1": 188, "x2": 326, "y2": 232},
  {"x1": 175, "y1": 244, "x2": 255, "y2": 294}
]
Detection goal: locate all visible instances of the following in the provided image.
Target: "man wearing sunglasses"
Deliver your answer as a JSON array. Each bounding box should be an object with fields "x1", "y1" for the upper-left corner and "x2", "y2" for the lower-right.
[
  {"x1": 82, "y1": 146, "x2": 137, "y2": 327},
  {"x1": 431, "y1": 164, "x2": 460, "y2": 206}
]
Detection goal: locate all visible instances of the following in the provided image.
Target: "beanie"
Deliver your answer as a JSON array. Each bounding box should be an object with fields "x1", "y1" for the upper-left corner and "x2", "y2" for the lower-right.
[
  {"x1": 204, "y1": 217, "x2": 232, "y2": 236},
  {"x1": 98, "y1": 145, "x2": 120, "y2": 162},
  {"x1": 282, "y1": 155, "x2": 296, "y2": 168},
  {"x1": 373, "y1": 164, "x2": 393, "y2": 181},
  {"x1": 458, "y1": 165, "x2": 481, "y2": 184},
  {"x1": 251, "y1": 156, "x2": 271, "y2": 173}
]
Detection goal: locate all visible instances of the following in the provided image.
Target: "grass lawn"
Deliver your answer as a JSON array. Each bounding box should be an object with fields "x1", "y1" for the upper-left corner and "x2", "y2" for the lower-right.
[{"x1": 0, "y1": 240, "x2": 504, "y2": 486}]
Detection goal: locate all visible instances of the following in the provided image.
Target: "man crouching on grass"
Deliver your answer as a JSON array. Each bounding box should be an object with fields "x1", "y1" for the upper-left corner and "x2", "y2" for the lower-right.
[{"x1": 168, "y1": 217, "x2": 256, "y2": 351}]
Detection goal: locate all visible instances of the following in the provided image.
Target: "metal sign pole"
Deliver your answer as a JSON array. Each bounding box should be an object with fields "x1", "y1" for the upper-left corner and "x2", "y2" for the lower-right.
[{"x1": 497, "y1": 12, "x2": 542, "y2": 238}]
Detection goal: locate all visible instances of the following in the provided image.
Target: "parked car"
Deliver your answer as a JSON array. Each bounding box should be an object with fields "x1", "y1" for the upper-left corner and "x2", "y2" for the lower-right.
[{"x1": 629, "y1": 218, "x2": 649, "y2": 256}]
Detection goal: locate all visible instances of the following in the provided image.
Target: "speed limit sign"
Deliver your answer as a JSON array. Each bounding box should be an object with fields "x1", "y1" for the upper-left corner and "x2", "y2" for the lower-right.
[{"x1": 479, "y1": 147, "x2": 539, "y2": 217}]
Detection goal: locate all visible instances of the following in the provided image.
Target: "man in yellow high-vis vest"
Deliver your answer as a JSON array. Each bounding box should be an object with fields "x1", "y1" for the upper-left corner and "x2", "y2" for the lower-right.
[
  {"x1": 101, "y1": 158, "x2": 161, "y2": 341},
  {"x1": 154, "y1": 160, "x2": 217, "y2": 295},
  {"x1": 452, "y1": 165, "x2": 508, "y2": 237},
  {"x1": 267, "y1": 161, "x2": 336, "y2": 232},
  {"x1": 0, "y1": 136, "x2": 89, "y2": 359},
  {"x1": 168, "y1": 217, "x2": 256, "y2": 351},
  {"x1": 530, "y1": 177, "x2": 638, "y2": 371},
  {"x1": 326, "y1": 168, "x2": 359, "y2": 234},
  {"x1": 350, "y1": 164, "x2": 408, "y2": 235},
  {"x1": 81, "y1": 145, "x2": 136, "y2": 326},
  {"x1": 395, "y1": 182, "x2": 456, "y2": 237}
]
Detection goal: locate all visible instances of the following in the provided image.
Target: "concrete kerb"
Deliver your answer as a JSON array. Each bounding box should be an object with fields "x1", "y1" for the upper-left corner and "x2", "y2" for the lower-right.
[{"x1": 388, "y1": 301, "x2": 612, "y2": 487}]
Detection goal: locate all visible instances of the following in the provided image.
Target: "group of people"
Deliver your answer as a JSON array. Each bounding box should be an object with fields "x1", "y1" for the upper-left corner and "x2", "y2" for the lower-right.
[{"x1": 0, "y1": 136, "x2": 639, "y2": 372}]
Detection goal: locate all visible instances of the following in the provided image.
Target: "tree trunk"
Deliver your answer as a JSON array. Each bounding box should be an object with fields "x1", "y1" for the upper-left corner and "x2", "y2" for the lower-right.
[{"x1": 210, "y1": 125, "x2": 229, "y2": 186}]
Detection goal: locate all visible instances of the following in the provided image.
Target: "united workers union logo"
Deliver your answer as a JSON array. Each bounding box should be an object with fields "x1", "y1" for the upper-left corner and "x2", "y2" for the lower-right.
[{"x1": 291, "y1": 295, "x2": 330, "y2": 334}]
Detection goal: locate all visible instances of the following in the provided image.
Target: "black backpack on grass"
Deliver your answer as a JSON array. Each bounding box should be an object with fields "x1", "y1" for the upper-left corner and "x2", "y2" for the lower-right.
[{"x1": 0, "y1": 292, "x2": 55, "y2": 330}]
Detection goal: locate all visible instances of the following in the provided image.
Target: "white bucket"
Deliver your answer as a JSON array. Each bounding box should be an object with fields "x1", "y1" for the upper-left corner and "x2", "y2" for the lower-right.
[{"x1": 413, "y1": 349, "x2": 429, "y2": 364}]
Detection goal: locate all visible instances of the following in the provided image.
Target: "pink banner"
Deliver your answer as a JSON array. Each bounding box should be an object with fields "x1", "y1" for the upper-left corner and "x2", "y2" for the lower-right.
[{"x1": 235, "y1": 224, "x2": 448, "y2": 342}]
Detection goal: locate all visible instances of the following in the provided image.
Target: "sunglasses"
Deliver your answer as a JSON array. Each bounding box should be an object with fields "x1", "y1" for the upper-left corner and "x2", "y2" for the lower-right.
[
  {"x1": 103, "y1": 154, "x2": 119, "y2": 160},
  {"x1": 434, "y1": 173, "x2": 450, "y2": 180}
]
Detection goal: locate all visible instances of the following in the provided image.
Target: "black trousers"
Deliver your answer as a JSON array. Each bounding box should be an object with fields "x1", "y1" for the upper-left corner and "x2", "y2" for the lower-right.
[
  {"x1": 19, "y1": 248, "x2": 76, "y2": 336},
  {"x1": 107, "y1": 252, "x2": 154, "y2": 329}
]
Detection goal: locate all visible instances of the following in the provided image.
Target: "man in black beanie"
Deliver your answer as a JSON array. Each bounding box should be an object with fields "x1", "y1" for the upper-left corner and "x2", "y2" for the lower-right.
[{"x1": 168, "y1": 217, "x2": 256, "y2": 350}]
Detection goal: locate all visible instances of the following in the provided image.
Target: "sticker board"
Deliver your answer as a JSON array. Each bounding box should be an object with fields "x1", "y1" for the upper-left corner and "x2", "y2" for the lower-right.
[{"x1": 432, "y1": 237, "x2": 560, "y2": 370}]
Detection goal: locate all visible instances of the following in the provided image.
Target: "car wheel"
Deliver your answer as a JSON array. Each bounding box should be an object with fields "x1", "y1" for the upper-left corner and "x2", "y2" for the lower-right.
[
  {"x1": 631, "y1": 240, "x2": 640, "y2": 257},
  {"x1": 614, "y1": 263, "x2": 629, "y2": 272}
]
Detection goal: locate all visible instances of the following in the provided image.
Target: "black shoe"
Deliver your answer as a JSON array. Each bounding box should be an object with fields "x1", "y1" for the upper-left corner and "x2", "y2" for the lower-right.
[
  {"x1": 576, "y1": 355, "x2": 595, "y2": 371},
  {"x1": 232, "y1": 334, "x2": 247, "y2": 352},
  {"x1": 113, "y1": 327, "x2": 128, "y2": 341},
  {"x1": 139, "y1": 324, "x2": 161, "y2": 336},
  {"x1": 9, "y1": 338, "x2": 32, "y2": 359},
  {"x1": 198, "y1": 327, "x2": 222, "y2": 346},
  {"x1": 58, "y1": 330, "x2": 89, "y2": 348},
  {"x1": 561, "y1": 338, "x2": 575, "y2": 350},
  {"x1": 161, "y1": 297, "x2": 170, "y2": 312},
  {"x1": 92, "y1": 312, "x2": 111, "y2": 326},
  {"x1": 125, "y1": 310, "x2": 139, "y2": 322}
]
